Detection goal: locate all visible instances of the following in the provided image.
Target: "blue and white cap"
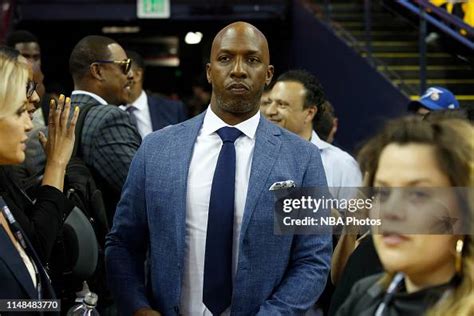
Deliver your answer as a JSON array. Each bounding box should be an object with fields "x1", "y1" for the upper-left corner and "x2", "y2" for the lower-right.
[{"x1": 408, "y1": 86, "x2": 460, "y2": 112}]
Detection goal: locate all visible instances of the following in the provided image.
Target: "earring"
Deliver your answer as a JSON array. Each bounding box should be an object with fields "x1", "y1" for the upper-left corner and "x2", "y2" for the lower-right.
[{"x1": 455, "y1": 239, "x2": 464, "y2": 274}]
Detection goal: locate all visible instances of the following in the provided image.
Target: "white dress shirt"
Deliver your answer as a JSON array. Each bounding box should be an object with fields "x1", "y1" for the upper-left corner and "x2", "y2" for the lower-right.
[
  {"x1": 119, "y1": 90, "x2": 153, "y2": 138},
  {"x1": 71, "y1": 90, "x2": 107, "y2": 105},
  {"x1": 310, "y1": 131, "x2": 362, "y2": 198},
  {"x1": 180, "y1": 106, "x2": 260, "y2": 316}
]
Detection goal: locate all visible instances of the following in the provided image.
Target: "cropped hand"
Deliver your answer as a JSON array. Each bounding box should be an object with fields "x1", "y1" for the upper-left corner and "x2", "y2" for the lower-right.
[
  {"x1": 39, "y1": 94, "x2": 79, "y2": 167},
  {"x1": 40, "y1": 94, "x2": 79, "y2": 191}
]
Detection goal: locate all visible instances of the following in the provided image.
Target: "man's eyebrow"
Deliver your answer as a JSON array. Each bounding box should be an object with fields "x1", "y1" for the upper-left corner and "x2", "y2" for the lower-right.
[
  {"x1": 216, "y1": 49, "x2": 232, "y2": 55},
  {"x1": 274, "y1": 99, "x2": 289, "y2": 105},
  {"x1": 217, "y1": 49, "x2": 261, "y2": 55},
  {"x1": 244, "y1": 50, "x2": 260, "y2": 55}
]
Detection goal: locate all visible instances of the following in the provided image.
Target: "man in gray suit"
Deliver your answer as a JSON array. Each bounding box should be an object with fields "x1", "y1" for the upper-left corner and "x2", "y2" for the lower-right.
[
  {"x1": 106, "y1": 22, "x2": 332, "y2": 316},
  {"x1": 68, "y1": 35, "x2": 141, "y2": 220}
]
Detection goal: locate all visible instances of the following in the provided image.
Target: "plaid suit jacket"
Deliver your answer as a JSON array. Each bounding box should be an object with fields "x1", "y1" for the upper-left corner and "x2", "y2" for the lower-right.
[{"x1": 71, "y1": 93, "x2": 141, "y2": 197}]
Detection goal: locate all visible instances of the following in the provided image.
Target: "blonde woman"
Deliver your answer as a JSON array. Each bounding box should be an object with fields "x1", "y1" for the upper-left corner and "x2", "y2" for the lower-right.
[
  {"x1": 336, "y1": 116, "x2": 473, "y2": 316},
  {"x1": 0, "y1": 46, "x2": 78, "y2": 302}
]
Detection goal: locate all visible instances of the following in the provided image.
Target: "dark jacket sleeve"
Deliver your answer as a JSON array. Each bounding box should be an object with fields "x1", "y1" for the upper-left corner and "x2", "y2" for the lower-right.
[
  {"x1": 90, "y1": 108, "x2": 141, "y2": 193},
  {"x1": 24, "y1": 185, "x2": 75, "y2": 263},
  {"x1": 0, "y1": 167, "x2": 74, "y2": 264},
  {"x1": 335, "y1": 274, "x2": 383, "y2": 316},
  {"x1": 329, "y1": 236, "x2": 383, "y2": 315},
  {"x1": 176, "y1": 100, "x2": 188, "y2": 122}
]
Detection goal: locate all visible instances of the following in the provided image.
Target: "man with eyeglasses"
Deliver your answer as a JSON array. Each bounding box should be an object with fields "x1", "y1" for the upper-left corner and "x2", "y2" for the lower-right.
[
  {"x1": 68, "y1": 35, "x2": 141, "y2": 223},
  {"x1": 6, "y1": 30, "x2": 47, "y2": 126},
  {"x1": 120, "y1": 50, "x2": 188, "y2": 139}
]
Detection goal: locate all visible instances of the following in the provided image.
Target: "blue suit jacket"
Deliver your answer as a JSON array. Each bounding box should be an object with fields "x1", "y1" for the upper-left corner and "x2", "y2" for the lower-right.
[
  {"x1": 106, "y1": 112, "x2": 332, "y2": 316},
  {"x1": 147, "y1": 93, "x2": 187, "y2": 131}
]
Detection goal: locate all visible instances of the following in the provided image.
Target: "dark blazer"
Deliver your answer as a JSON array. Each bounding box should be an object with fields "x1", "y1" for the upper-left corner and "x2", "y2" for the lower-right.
[
  {"x1": 71, "y1": 93, "x2": 141, "y2": 218},
  {"x1": 0, "y1": 166, "x2": 74, "y2": 265},
  {"x1": 0, "y1": 222, "x2": 58, "y2": 315},
  {"x1": 329, "y1": 236, "x2": 382, "y2": 316},
  {"x1": 335, "y1": 273, "x2": 453, "y2": 316},
  {"x1": 147, "y1": 93, "x2": 187, "y2": 131}
]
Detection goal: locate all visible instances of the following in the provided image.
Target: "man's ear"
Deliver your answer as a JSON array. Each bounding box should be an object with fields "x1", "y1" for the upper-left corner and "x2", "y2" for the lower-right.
[
  {"x1": 90, "y1": 63, "x2": 104, "y2": 81},
  {"x1": 333, "y1": 117, "x2": 339, "y2": 131},
  {"x1": 134, "y1": 68, "x2": 144, "y2": 83},
  {"x1": 266, "y1": 65, "x2": 274, "y2": 85},
  {"x1": 206, "y1": 63, "x2": 212, "y2": 84},
  {"x1": 305, "y1": 105, "x2": 317, "y2": 123}
]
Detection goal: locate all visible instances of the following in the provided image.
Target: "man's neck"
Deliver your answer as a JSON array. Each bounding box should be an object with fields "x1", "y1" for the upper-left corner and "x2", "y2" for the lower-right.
[
  {"x1": 300, "y1": 125, "x2": 313, "y2": 141},
  {"x1": 74, "y1": 83, "x2": 104, "y2": 100},
  {"x1": 72, "y1": 88, "x2": 108, "y2": 105},
  {"x1": 129, "y1": 89, "x2": 143, "y2": 105},
  {"x1": 210, "y1": 103, "x2": 259, "y2": 126}
]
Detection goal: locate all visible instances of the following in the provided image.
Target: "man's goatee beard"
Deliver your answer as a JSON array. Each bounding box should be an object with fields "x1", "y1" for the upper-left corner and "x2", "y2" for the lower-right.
[{"x1": 215, "y1": 96, "x2": 258, "y2": 114}]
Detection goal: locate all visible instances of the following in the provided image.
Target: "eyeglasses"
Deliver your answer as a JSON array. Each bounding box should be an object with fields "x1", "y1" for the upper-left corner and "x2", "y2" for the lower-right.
[
  {"x1": 26, "y1": 80, "x2": 38, "y2": 99},
  {"x1": 93, "y1": 58, "x2": 132, "y2": 75}
]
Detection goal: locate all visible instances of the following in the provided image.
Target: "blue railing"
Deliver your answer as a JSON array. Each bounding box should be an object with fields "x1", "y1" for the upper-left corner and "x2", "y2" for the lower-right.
[
  {"x1": 318, "y1": 0, "x2": 473, "y2": 95},
  {"x1": 317, "y1": 0, "x2": 417, "y2": 95},
  {"x1": 398, "y1": 0, "x2": 473, "y2": 92},
  {"x1": 400, "y1": 0, "x2": 474, "y2": 40}
]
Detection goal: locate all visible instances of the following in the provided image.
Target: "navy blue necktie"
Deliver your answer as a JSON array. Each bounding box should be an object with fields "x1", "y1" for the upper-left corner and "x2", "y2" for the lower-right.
[
  {"x1": 126, "y1": 105, "x2": 138, "y2": 128},
  {"x1": 203, "y1": 126, "x2": 242, "y2": 315}
]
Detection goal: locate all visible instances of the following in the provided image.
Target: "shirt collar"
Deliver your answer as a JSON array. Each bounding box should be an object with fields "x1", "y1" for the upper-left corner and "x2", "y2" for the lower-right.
[
  {"x1": 71, "y1": 90, "x2": 108, "y2": 105},
  {"x1": 125, "y1": 90, "x2": 147, "y2": 111},
  {"x1": 201, "y1": 105, "x2": 260, "y2": 140},
  {"x1": 310, "y1": 130, "x2": 331, "y2": 150}
]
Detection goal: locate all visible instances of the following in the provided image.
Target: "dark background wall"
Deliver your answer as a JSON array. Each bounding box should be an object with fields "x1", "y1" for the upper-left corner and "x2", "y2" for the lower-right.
[
  {"x1": 7, "y1": 0, "x2": 409, "y2": 151},
  {"x1": 12, "y1": 0, "x2": 292, "y2": 99}
]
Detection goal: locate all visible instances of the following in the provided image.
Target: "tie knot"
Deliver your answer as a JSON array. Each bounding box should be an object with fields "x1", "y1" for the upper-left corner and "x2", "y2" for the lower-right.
[
  {"x1": 126, "y1": 105, "x2": 137, "y2": 114},
  {"x1": 217, "y1": 127, "x2": 242, "y2": 143}
]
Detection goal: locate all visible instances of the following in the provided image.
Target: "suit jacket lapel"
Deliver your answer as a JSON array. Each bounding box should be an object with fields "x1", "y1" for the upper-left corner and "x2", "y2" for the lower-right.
[
  {"x1": 147, "y1": 94, "x2": 161, "y2": 131},
  {"x1": 170, "y1": 113, "x2": 205, "y2": 259},
  {"x1": 148, "y1": 94, "x2": 179, "y2": 131},
  {"x1": 240, "y1": 117, "x2": 281, "y2": 239},
  {"x1": 0, "y1": 227, "x2": 37, "y2": 298}
]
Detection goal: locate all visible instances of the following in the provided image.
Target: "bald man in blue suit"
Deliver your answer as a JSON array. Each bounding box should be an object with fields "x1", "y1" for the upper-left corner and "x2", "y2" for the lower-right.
[{"x1": 106, "y1": 22, "x2": 332, "y2": 316}]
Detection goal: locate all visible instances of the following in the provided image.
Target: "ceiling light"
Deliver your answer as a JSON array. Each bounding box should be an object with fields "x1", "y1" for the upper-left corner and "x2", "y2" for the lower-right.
[
  {"x1": 102, "y1": 26, "x2": 140, "y2": 34},
  {"x1": 185, "y1": 32, "x2": 203, "y2": 45}
]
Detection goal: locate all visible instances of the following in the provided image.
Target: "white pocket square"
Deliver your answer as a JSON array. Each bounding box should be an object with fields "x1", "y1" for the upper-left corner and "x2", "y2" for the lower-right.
[{"x1": 269, "y1": 180, "x2": 296, "y2": 191}]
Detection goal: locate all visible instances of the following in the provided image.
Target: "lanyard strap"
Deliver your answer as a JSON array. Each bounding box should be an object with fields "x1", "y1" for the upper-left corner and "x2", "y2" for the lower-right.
[
  {"x1": 374, "y1": 272, "x2": 404, "y2": 316},
  {"x1": 0, "y1": 197, "x2": 27, "y2": 249},
  {"x1": 0, "y1": 196, "x2": 42, "y2": 299}
]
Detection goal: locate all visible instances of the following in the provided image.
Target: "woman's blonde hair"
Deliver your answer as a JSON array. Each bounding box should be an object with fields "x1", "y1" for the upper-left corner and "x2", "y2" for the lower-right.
[
  {"x1": 0, "y1": 46, "x2": 29, "y2": 119},
  {"x1": 357, "y1": 116, "x2": 474, "y2": 316}
]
